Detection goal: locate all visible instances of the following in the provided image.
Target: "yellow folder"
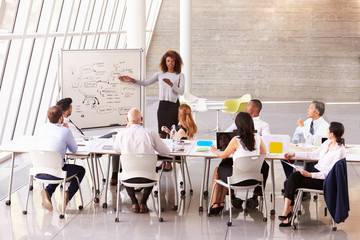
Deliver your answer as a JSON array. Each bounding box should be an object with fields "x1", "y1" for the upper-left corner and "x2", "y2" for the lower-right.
[{"x1": 269, "y1": 142, "x2": 283, "y2": 153}]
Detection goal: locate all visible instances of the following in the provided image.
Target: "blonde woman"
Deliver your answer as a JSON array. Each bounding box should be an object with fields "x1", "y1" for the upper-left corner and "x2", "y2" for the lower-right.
[
  {"x1": 162, "y1": 104, "x2": 197, "y2": 140},
  {"x1": 161, "y1": 104, "x2": 197, "y2": 171}
]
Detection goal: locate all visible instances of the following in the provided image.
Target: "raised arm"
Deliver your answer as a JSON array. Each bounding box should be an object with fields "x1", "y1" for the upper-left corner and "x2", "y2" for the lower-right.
[
  {"x1": 210, "y1": 137, "x2": 239, "y2": 159},
  {"x1": 118, "y1": 72, "x2": 160, "y2": 87}
]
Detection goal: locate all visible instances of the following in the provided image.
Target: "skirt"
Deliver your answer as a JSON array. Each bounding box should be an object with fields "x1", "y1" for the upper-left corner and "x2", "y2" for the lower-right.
[{"x1": 157, "y1": 100, "x2": 180, "y2": 134}]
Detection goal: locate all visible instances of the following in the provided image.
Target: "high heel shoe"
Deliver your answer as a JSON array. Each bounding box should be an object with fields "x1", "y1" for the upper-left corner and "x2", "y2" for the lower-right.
[
  {"x1": 208, "y1": 202, "x2": 224, "y2": 216},
  {"x1": 278, "y1": 212, "x2": 292, "y2": 221},
  {"x1": 279, "y1": 213, "x2": 296, "y2": 227}
]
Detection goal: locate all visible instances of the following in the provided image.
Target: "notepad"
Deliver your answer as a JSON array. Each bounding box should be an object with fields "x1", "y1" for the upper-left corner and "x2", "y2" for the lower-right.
[
  {"x1": 197, "y1": 141, "x2": 213, "y2": 147},
  {"x1": 196, "y1": 147, "x2": 209, "y2": 152},
  {"x1": 269, "y1": 142, "x2": 282, "y2": 153}
]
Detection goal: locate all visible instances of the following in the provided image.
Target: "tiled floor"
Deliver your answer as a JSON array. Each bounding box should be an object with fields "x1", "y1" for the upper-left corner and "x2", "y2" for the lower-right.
[{"x1": 1, "y1": 97, "x2": 359, "y2": 240}]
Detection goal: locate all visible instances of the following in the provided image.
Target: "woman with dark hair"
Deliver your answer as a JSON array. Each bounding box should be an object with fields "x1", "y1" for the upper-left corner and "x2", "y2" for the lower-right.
[
  {"x1": 279, "y1": 122, "x2": 346, "y2": 227},
  {"x1": 208, "y1": 112, "x2": 267, "y2": 215},
  {"x1": 118, "y1": 50, "x2": 184, "y2": 139}
]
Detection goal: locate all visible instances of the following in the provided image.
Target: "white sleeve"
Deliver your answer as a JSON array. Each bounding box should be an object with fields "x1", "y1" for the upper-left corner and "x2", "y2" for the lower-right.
[
  {"x1": 171, "y1": 73, "x2": 185, "y2": 95},
  {"x1": 152, "y1": 131, "x2": 170, "y2": 156},
  {"x1": 135, "y1": 72, "x2": 159, "y2": 87}
]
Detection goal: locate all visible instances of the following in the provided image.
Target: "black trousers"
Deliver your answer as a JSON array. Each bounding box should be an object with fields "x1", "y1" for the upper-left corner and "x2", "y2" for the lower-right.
[
  {"x1": 281, "y1": 160, "x2": 318, "y2": 179},
  {"x1": 284, "y1": 171, "x2": 323, "y2": 206},
  {"x1": 157, "y1": 100, "x2": 180, "y2": 134},
  {"x1": 217, "y1": 158, "x2": 269, "y2": 196},
  {"x1": 123, "y1": 177, "x2": 155, "y2": 205}
]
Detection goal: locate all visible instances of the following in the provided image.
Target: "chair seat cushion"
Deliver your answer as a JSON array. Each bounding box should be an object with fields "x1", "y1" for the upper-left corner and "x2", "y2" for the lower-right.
[
  {"x1": 231, "y1": 179, "x2": 259, "y2": 187},
  {"x1": 123, "y1": 177, "x2": 156, "y2": 184}
]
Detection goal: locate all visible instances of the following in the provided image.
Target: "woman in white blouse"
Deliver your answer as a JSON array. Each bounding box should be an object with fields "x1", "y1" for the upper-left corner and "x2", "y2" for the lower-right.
[
  {"x1": 118, "y1": 50, "x2": 184, "y2": 139},
  {"x1": 208, "y1": 112, "x2": 267, "y2": 215},
  {"x1": 279, "y1": 122, "x2": 346, "y2": 227}
]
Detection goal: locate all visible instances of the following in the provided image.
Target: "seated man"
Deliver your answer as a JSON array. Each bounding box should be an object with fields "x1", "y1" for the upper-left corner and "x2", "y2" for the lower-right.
[
  {"x1": 57, "y1": 98, "x2": 119, "y2": 185},
  {"x1": 114, "y1": 108, "x2": 170, "y2": 213},
  {"x1": 226, "y1": 99, "x2": 270, "y2": 209},
  {"x1": 36, "y1": 106, "x2": 85, "y2": 212},
  {"x1": 282, "y1": 100, "x2": 329, "y2": 178},
  {"x1": 281, "y1": 100, "x2": 329, "y2": 200}
]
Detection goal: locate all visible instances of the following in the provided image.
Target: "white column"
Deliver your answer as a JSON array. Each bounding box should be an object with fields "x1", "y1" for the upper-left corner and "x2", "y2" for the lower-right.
[
  {"x1": 180, "y1": 0, "x2": 192, "y2": 93},
  {"x1": 127, "y1": 0, "x2": 146, "y2": 48}
]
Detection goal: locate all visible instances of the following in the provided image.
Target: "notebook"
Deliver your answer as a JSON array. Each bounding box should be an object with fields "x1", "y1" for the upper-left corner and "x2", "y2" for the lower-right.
[{"x1": 216, "y1": 132, "x2": 237, "y2": 151}]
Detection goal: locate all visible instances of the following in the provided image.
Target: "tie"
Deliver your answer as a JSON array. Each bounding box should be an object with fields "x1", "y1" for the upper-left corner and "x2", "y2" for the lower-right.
[
  {"x1": 69, "y1": 119, "x2": 84, "y2": 136},
  {"x1": 310, "y1": 121, "x2": 314, "y2": 135}
]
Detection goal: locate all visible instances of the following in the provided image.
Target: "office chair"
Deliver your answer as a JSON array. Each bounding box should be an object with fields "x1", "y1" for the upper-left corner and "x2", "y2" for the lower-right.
[
  {"x1": 23, "y1": 150, "x2": 84, "y2": 219},
  {"x1": 115, "y1": 154, "x2": 163, "y2": 222},
  {"x1": 208, "y1": 155, "x2": 268, "y2": 226}
]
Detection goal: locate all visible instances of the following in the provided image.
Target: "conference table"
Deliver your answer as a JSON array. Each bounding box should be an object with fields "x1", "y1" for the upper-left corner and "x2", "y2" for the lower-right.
[
  {"x1": 2, "y1": 135, "x2": 360, "y2": 217},
  {"x1": 0, "y1": 136, "x2": 92, "y2": 206}
]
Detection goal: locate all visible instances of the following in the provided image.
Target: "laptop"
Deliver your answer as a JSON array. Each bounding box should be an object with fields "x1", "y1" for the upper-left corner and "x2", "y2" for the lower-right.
[{"x1": 216, "y1": 132, "x2": 238, "y2": 151}]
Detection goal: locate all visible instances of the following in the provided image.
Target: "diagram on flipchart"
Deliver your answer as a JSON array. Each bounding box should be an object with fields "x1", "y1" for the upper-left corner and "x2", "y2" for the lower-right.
[{"x1": 61, "y1": 50, "x2": 143, "y2": 129}]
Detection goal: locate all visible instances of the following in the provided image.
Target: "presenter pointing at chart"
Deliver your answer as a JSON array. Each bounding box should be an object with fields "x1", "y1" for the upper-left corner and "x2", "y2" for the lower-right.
[{"x1": 118, "y1": 50, "x2": 185, "y2": 139}]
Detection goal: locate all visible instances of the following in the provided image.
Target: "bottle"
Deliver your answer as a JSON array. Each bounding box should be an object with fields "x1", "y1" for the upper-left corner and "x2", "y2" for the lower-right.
[{"x1": 169, "y1": 125, "x2": 176, "y2": 142}]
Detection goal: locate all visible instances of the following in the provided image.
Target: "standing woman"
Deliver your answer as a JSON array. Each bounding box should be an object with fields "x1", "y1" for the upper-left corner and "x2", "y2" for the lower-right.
[
  {"x1": 279, "y1": 122, "x2": 346, "y2": 227},
  {"x1": 118, "y1": 50, "x2": 184, "y2": 138}
]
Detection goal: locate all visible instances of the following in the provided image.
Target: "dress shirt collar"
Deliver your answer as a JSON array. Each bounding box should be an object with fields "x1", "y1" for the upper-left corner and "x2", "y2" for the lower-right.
[
  {"x1": 313, "y1": 116, "x2": 323, "y2": 124},
  {"x1": 129, "y1": 123, "x2": 142, "y2": 129}
]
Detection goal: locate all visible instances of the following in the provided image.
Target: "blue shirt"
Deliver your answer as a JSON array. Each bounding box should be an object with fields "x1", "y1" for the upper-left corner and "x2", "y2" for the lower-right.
[{"x1": 36, "y1": 123, "x2": 78, "y2": 160}]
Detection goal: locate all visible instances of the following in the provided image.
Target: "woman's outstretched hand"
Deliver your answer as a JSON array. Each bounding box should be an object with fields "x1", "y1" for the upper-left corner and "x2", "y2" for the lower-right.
[
  {"x1": 118, "y1": 75, "x2": 136, "y2": 83},
  {"x1": 162, "y1": 78, "x2": 173, "y2": 87}
]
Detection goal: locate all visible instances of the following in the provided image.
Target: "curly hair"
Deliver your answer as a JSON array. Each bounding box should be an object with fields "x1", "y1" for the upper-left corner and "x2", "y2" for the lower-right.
[{"x1": 159, "y1": 50, "x2": 183, "y2": 74}]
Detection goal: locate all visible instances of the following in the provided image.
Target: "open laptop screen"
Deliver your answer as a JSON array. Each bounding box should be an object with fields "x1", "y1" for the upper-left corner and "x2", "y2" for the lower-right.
[{"x1": 216, "y1": 132, "x2": 238, "y2": 151}]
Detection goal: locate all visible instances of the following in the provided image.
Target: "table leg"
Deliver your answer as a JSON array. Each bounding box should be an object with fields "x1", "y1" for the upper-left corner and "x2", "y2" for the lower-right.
[
  {"x1": 90, "y1": 154, "x2": 99, "y2": 203},
  {"x1": 5, "y1": 152, "x2": 16, "y2": 206},
  {"x1": 270, "y1": 159, "x2": 275, "y2": 215},
  {"x1": 205, "y1": 158, "x2": 211, "y2": 196},
  {"x1": 172, "y1": 156, "x2": 178, "y2": 211},
  {"x1": 102, "y1": 155, "x2": 111, "y2": 208},
  {"x1": 180, "y1": 156, "x2": 186, "y2": 196},
  {"x1": 199, "y1": 157, "x2": 208, "y2": 212}
]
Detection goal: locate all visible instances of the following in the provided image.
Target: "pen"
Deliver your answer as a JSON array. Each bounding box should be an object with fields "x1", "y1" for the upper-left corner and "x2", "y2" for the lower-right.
[{"x1": 285, "y1": 155, "x2": 291, "y2": 164}]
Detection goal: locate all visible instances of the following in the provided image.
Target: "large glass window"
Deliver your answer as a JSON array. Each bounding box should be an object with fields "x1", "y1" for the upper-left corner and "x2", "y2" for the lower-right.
[{"x1": 0, "y1": 0, "x2": 162, "y2": 144}]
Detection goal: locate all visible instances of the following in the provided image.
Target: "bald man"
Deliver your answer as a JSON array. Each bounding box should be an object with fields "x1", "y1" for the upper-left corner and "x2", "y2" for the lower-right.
[{"x1": 114, "y1": 108, "x2": 170, "y2": 213}]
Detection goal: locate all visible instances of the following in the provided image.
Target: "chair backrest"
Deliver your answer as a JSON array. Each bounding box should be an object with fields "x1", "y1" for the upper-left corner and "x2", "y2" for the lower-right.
[
  {"x1": 223, "y1": 99, "x2": 241, "y2": 113},
  {"x1": 193, "y1": 98, "x2": 208, "y2": 112},
  {"x1": 29, "y1": 150, "x2": 66, "y2": 178},
  {"x1": 237, "y1": 94, "x2": 251, "y2": 113},
  {"x1": 229, "y1": 155, "x2": 265, "y2": 185},
  {"x1": 120, "y1": 154, "x2": 158, "y2": 181}
]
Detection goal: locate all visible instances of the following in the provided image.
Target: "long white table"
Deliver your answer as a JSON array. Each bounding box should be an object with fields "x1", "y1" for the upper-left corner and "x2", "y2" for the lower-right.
[{"x1": 0, "y1": 136, "x2": 95, "y2": 206}]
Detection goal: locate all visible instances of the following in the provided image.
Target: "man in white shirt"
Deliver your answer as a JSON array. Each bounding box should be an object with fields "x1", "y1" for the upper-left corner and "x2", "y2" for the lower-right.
[
  {"x1": 292, "y1": 100, "x2": 329, "y2": 145},
  {"x1": 226, "y1": 99, "x2": 270, "y2": 209},
  {"x1": 36, "y1": 106, "x2": 85, "y2": 213},
  {"x1": 114, "y1": 108, "x2": 170, "y2": 213},
  {"x1": 282, "y1": 100, "x2": 329, "y2": 200},
  {"x1": 226, "y1": 99, "x2": 270, "y2": 136}
]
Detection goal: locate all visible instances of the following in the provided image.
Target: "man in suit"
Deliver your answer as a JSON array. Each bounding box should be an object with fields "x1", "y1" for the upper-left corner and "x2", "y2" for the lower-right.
[{"x1": 36, "y1": 106, "x2": 85, "y2": 213}]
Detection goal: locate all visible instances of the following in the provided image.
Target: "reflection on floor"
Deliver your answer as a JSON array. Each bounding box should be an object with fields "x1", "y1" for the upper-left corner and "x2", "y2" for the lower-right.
[{"x1": 1, "y1": 99, "x2": 359, "y2": 240}]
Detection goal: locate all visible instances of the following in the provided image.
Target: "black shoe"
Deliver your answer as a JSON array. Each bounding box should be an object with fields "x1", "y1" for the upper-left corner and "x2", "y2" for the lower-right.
[
  {"x1": 246, "y1": 198, "x2": 259, "y2": 209},
  {"x1": 278, "y1": 212, "x2": 292, "y2": 221},
  {"x1": 231, "y1": 197, "x2": 243, "y2": 209},
  {"x1": 279, "y1": 213, "x2": 295, "y2": 227}
]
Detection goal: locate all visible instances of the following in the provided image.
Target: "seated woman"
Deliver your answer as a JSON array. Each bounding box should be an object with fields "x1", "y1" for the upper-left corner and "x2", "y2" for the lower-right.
[
  {"x1": 279, "y1": 122, "x2": 346, "y2": 227},
  {"x1": 161, "y1": 104, "x2": 197, "y2": 170},
  {"x1": 208, "y1": 112, "x2": 267, "y2": 215}
]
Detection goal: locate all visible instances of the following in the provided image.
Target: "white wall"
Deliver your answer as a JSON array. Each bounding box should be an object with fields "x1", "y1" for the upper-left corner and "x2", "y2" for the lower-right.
[{"x1": 146, "y1": 0, "x2": 360, "y2": 102}]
